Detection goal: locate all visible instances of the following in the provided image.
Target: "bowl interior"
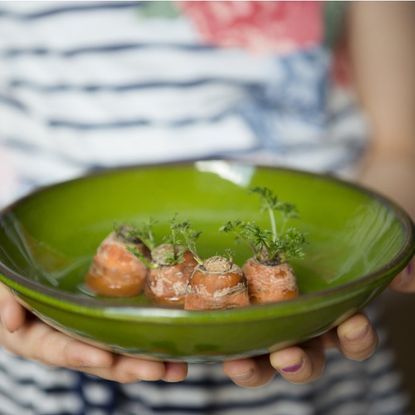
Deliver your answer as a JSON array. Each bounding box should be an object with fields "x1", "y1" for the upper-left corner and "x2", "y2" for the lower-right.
[{"x1": 0, "y1": 161, "x2": 410, "y2": 307}]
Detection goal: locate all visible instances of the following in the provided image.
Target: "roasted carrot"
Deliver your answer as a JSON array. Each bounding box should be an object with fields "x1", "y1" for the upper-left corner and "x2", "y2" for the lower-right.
[
  {"x1": 184, "y1": 256, "x2": 250, "y2": 310},
  {"x1": 86, "y1": 225, "x2": 150, "y2": 297},
  {"x1": 243, "y1": 258, "x2": 298, "y2": 304},
  {"x1": 221, "y1": 187, "x2": 305, "y2": 304},
  {"x1": 125, "y1": 218, "x2": 200, "y2": 305},
  {"x1": 145, "y1": 243, "x2": 198, "y2": 306}
]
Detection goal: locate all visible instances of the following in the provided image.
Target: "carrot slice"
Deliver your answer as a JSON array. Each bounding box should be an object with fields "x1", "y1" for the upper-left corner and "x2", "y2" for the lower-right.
[
  {"x1": 145, "y1": 244, "x2": 198, "y2": 306},
  {"x1": 86, "y1": 232, "x2": 150, "y2": 297},
  {"x1": 243, "y1": 258, "x2": 298, "y2": 304},
  {"x1": 185, "y1": 256, "x2": 249, "y2": 310}
]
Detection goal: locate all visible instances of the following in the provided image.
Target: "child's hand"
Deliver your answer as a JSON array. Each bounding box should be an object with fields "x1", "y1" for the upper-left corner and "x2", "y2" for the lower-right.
[
  {"x1": 0, "y1": 283, "x2": 187, "y2": 383},
  {"x1": 224, "y1": 258, "x2": 414, "y2": 388}
]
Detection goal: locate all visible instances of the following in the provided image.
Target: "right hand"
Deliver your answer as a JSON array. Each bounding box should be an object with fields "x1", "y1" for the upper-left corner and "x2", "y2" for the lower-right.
[
  {"x1": 0, "y1": 283, "x2": 187, "y2": 383},
  {"x1": 389, "y1": 259, "x2": 415, "y2": 292},
  {"x1": 223, "y1": 259, "x2": 415, "y2": 388}
]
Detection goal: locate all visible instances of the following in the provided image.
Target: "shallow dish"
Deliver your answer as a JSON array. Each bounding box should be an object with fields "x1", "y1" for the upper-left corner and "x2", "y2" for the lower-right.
[{"x1": 0, "y1": 161, "x2": 413, "y2": 362}]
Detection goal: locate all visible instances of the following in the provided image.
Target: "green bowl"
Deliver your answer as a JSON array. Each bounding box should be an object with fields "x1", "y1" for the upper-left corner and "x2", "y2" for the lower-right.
[{"x1": 0, "y1": 161, "x2": 414, "y2": 362}]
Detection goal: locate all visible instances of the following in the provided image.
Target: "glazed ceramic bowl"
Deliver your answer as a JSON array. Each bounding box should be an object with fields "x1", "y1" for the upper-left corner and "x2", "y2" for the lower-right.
[{"x1": 0, "y1": 161, "x2": 413, "y2": 362}]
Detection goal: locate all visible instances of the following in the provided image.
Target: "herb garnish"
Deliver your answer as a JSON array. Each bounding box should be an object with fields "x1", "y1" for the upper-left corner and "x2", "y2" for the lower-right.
[
  {"x1": 220, "y1": 187, "x2": 306, "y2": 264},
  {"x1": 116, "y1": 217, "x2": 202, "y2": 266}
]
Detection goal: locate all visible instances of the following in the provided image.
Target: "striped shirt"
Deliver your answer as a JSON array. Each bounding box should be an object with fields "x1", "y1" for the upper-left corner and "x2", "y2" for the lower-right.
[
  {"x1": 0, "y1": 2, "x2": 409, "y2": 415},
  {"x1": 0, "y1": 1, "x2": 366, "y2": 205}
]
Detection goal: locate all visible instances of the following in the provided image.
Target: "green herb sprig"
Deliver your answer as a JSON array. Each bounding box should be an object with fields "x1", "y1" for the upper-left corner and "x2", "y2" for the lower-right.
[
  {"x1": 114, "y1": 220, "x2": 156, "y2": 250},
  {"x1": 168, "y1": 218, "x2": 203, "y2": 265},
  {"x1": 114, "y1": 222, "x2": 155, "y2": 268},
  {"x1": 115, "y1": 217, "x2": 202, "y2": 266},
  {"x1": 220, "y1": 187, "x2": 306, "y2": 264},
  {"x1": 127, "y1": 245, "x2": 154, "y2": 269}
]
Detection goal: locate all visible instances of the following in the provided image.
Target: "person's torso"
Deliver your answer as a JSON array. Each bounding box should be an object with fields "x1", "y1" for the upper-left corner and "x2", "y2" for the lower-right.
[{"x1": 0, "y1": 1, "x2": 365, "y2": 206}]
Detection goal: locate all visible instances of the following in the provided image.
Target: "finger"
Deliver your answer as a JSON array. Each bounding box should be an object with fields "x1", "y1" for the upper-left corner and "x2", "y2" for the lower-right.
[
  {"x1": 59, "y1": 357, "x2": 168, "y2": 384},
  {"x1": 223, "y1": 355, "x2": 275, "y2": 388},
  {"x1": 321, "y1": 329, "x2": 339, "y2": 349},
  {"x1": 389, "y1": 260, "x2": 415, "y2": 292},
  {"x1": 87, "y1": 355, "x2": 167, "y2": 383},
  {"x1": 0, "y1": 284, "x2": 26, "y2": 332},
  {"x1": 162, "y1": 362, "x2": 188, "y2": 382},
  {"x1": 337, "y1": 313, "x2": 378, "y2": 361},
  {"x1": 112, "y1": 356, "x2": 166, "y2": 382},
  {"x1": 0, "y1": 319, "x2": 171, "y2": 383},
  {"x1": 0, "y1": 319, "x2": 114, "y2": 369},
  {"x1": 270, "y1": 338, "x2": 325, "y2": 384}
]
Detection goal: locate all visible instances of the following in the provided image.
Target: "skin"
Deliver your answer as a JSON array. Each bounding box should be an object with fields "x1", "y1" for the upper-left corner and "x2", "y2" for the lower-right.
[
  {"x1": 0, "y1": 283, "x2": 187, "y2": 383},
  {"x1": 0, "y1": 2, "x2": 414, "y2": 387}
]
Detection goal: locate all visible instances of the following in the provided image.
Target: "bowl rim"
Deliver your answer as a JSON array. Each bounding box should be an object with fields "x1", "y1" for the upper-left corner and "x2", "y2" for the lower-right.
[{"x1": 0, "y1": 159, "x2": 414, "y2": 322}]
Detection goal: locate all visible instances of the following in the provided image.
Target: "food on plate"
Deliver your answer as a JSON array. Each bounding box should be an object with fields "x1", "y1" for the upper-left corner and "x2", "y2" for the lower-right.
[
  {"x1": 85, "y1": 187, "x2": 304, "y2": 308},
  {"x1": 184, "y1": 254, "x2": 250, "y2": 311},
  {"x1": 143, "y1": 219, "x2": 199, "y2": 306},
  {"x1": 221, "y1": 187, "x2": 306, "y2": 304},
  {"x1": 86, "y1": 225, "x2": 151, "y2": 297}
]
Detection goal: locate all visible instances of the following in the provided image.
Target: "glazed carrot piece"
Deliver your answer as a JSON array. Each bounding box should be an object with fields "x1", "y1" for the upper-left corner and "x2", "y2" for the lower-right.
[
  {"x1": 221, "y1": 187, "x2": 306, "y2": 305},
  {"x1": 184, "y1": 256, "x2": 250, "y2": 310},
  {"x1": 131, "y1": 218, "x2": 200, "y2": 306},
  {"x1": 243, "y1": 258, "x2": 298, "y2": 304},
  {"x1": 86, "y1": 225, "x2": 150, "y2": 297},
  {"x1": 145, "y1": 243, "x2": 198, "y2": 306}
]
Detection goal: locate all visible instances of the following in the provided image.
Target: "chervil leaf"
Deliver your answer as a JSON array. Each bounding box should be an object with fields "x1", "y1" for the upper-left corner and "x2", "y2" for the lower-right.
[
  {"x1": 221, "y1": 188, "x2": 306, "y2": 264},
  {"x1": 169, "y1": 218, "x2": 203, "y2": 264}
]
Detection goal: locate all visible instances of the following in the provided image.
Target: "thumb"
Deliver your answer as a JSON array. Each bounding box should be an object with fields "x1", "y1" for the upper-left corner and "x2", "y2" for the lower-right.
[
  {"x1": 0, "y1": 283, "x2": 26, "y2": 332},
  {"x1": 389, "y1": 259, "x2": 415, "y2": 293}
]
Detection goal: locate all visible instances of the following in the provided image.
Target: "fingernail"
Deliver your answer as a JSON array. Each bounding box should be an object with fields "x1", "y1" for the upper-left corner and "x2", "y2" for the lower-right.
[
  {"x1": 344, "y1": 322, "x2": 369, "y2": 341},
  {"x1": 163, "y1": 376, "x2": 183, "y2": 383},
  {"x1": 395, "y1": 268, "x2": 411, "y2": 289},
  {"x1": 0, "y1": 311, "x2": 11, "y2": 333},
  {"x1": 281, "y1": 359, "x2": 304, "y2": 373},
  {"x1": 231, "y1": 368, "x2": 255, "y2": 381},
  {"x1": 0, "y1": 303, "x2": 16, "y2": 333},
  {"x1": 403, "y1": 262, "x2": 413, "y2": 282}
]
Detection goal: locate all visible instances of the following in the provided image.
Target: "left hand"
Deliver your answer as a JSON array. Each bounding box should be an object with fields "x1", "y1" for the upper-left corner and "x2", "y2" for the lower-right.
[
  {"x1": 0, "y1": 283, "x2": 188, "y2": 384},
  {"x1": 223, "y1": 259, "x2": 414, "y2": 387}
]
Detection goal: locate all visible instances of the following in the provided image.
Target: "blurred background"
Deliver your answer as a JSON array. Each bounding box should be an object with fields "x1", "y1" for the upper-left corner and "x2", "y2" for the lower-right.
[{"x1": 381, "y1": 292, "x2": 415, "y2": 412}]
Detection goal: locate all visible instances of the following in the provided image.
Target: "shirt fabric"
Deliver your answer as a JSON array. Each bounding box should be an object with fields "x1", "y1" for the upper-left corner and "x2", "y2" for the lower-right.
[{"x1": 0, "y1": 1, "x2": 365, "y2": 205}]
